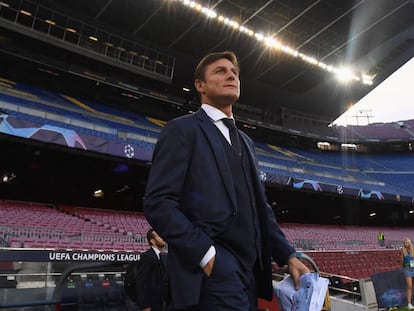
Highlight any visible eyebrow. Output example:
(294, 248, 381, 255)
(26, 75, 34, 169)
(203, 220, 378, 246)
(213, 64, 239, 74)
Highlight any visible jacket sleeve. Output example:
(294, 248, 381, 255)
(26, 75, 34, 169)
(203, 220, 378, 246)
(143, 118, 213, 269)
(266, 202, 296, 266)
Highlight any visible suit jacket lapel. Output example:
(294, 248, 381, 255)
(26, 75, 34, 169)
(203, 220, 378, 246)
(151, 248, 164, 272)
(196, 110, 238, 208)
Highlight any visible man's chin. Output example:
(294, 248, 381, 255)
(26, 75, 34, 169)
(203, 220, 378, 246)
(212, 94, 240, 106)
(224, 93, 240, 102)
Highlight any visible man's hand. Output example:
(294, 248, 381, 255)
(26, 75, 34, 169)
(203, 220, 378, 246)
(203, 255, 215, 277)
(288, 256, 311, 290)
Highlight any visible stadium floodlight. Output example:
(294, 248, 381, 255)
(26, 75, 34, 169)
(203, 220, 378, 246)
(2, 172, 16, 183)
(93, 189, 104, 198)
(175, 0, 373, 86)
(341, 143, 357, 150)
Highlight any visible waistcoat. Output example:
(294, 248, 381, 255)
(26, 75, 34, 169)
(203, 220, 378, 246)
(214, 131, 262, 270)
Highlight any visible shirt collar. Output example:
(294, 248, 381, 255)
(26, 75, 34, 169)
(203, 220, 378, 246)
(201, 103, 234, 122)
(151, 246, 161, 258)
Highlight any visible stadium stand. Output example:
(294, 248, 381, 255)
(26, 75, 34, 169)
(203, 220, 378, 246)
(0, 200, 149, 251)
(2, 78, 414, 204)
(2, 198, 410, 310)
(343, 123, 414, 141)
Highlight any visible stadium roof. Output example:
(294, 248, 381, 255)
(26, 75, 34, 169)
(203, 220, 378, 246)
(26, 0, 414, 122)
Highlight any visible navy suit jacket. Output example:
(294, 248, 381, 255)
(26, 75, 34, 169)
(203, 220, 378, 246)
(144, 108, 295, 309)
(135, 247, 166, 310)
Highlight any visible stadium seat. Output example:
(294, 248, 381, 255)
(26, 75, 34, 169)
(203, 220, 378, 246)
(78, 280, 103, 311)
(101, 282, 128, 311)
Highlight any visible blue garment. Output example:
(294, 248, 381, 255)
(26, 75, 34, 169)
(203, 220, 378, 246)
(403, 252, 413, 267)
(403, 252, 414, 277)
(404, 267, 414, 277)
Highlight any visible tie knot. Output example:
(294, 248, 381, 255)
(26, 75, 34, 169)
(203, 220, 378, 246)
(221, 118, 242, 156)
(222, 118, 236, 130)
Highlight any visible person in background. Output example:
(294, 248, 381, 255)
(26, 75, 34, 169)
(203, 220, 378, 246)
(378, 231, 385, 247)
(136, 228, 168, 311)
(143, 50, 309, 311)
(402, 237, 414, 310)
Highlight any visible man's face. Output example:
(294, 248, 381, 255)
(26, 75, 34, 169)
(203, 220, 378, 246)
(195, 58, 240, 107)
(153, 231, 167, 248)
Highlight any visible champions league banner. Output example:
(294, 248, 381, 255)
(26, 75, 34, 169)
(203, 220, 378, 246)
(371, 269, 407, 309)
(0, 113, 155, 162)
(0, 249, 140, 262)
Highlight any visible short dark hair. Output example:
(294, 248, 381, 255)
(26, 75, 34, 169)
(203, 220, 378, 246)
(194, 51, 239, 82)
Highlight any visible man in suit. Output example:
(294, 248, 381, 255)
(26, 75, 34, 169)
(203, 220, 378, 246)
(136, 228, 168, 311)
(143, 51, 309, 311)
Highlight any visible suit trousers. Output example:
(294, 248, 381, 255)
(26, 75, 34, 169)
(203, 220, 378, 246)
(177, 244, 257, 311)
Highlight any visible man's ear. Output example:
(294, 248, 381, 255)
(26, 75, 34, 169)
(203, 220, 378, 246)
(194, 79, 203, 93)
